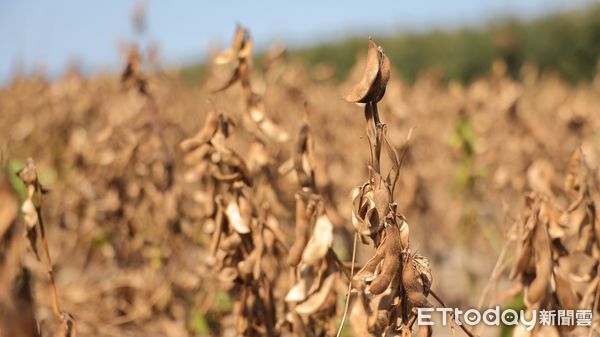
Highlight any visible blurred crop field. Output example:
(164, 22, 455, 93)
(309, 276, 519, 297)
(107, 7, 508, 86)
(1, 3, 600, 337)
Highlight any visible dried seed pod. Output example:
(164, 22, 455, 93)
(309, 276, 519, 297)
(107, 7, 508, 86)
(399, 219, 410, 250)
(373, 46, 391, 103)
(345, 38, 388, 104)
(355, 235, 387, 280)
(295, 123, 314, 188)
(552, 266, 579, 311)
(183, 144, 213, 166)
(209, 203, 224, 256)
(295, 273, 336, 315)
(212, 68, 242, 93)
(220, 233, 242, 251)
(238, 248, 260, 280)
(214, 25, 246, 65)
(218, 267, 239, 290)
(212, 25, 255, 96)
(238, 34, 253, 60)
(525, 221, 552, 306)
(234, 294, 249, 334)
(121, 45, 147, 94)
(412, 254, 433, 296)
(510, 233, 533, 280)
(179, 109, 220, 151)
(288, 192, 311, 266)
(286, 280, 309, 303)
(248, 95, 289, 143)
(264, 215, 288, 250)
(367, 290, 396, 335)
(402, 254, 431, 309)
(225, 200, 250, 234)
(238, 194, 253, 232)
(286, 264, 318, 303)
(373, 174, 391, 221)
(369, 222, 401, 295)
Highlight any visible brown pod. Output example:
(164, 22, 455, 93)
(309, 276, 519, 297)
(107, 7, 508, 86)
(373, 176, 390, 222)
(402, 255, 430, 309)
(238, 248, 259, 280)
(209, 204, 224, 256)
(355, 236, 386, 279)
(238, 33, 253, 60)
(212, 67, 241, 93)
(220, 233, 242, 252)
(179, 110, 220, 151)
(344, 39, 382, 103)
(288, 194, 310, 266)
(373, 51, 391, 103)
(369, 224, 401, 295)
(399, 220, 410, 250)
(294, 123, 313, 188)
(222, 151, 253, 186)
(367, 291, 395, 334)
(231, 25, 246, 52)
(510, 237, 533, 280)
(213, 26, 245, 65)
(553, 266, 579, 311)
(183, 144, 212, 165)
(525, 223, 552, 305)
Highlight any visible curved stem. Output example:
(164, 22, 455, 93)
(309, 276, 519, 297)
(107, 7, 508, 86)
(335, 233, 358, 337)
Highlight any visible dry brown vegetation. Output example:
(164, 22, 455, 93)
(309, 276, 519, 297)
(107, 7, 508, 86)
(0, 22, 599, 337)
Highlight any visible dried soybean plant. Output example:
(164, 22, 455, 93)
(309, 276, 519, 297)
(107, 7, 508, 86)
(283, 113, 345, 336)
(17, 159, 77, 337)
(121, 45, 149, 95)
(507, 149, 600, 336)
(49, 44, 187, 331)
(344, 39, 475, 337)
(336, 38, 428, 337)
(213, 24, 289, 143)
(180, 106, 287, 337)
(105, 44, 180, 256)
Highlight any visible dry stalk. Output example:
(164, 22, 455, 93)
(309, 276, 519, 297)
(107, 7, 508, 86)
(17, 158, 77, 337)
(284, 113, 344, 336)
(506, 149, 600, 336)
(343, 38, 478, 337)
(0, 177, 37, 337)
(341, 37, 429, 337)
(180, 107, 286, 337)
(213, 25, 289, 144)
(183, 28, 351, 336)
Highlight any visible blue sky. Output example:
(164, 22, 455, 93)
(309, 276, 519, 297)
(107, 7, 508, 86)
(0, 0, 592, 83)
